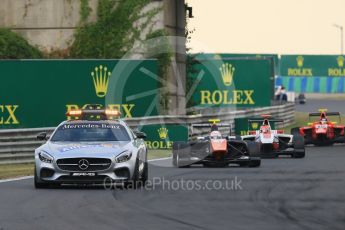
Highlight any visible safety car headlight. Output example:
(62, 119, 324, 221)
(39, 151, 54, 163)
(116, 150, 132, 163)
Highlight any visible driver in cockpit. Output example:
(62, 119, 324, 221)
(320, 117, 328, 124)
(260, 126, 270, 134)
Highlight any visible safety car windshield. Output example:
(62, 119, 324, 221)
(51, 123, 131, 142)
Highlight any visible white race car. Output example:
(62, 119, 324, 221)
(240, 115, 305, 158)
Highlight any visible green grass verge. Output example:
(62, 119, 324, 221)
(0, 163, 34, 180)
(283, 112, 308, 133)
(147, 149, 171, 160)
(0, 150, 171, 180)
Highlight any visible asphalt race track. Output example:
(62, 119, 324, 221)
(1, 145, 345, 230)
(296, 99, 345, 114)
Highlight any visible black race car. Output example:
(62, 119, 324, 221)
(172, 120, 261, 168)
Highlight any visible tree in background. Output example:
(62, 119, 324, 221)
(0, 28, 42, 59)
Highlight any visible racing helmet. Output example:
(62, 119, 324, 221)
(260, 125, 270, 133)
(210, 131, 222, 139)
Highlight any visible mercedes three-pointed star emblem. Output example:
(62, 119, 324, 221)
(78, 159, 89, 170)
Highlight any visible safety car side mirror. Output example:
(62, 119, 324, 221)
(37, 132, 48, 140)
(134, 131, 147, 139)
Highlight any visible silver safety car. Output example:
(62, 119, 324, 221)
(34, 108, 148, 188)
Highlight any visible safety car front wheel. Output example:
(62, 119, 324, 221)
(125, 158, 147, 189)
(34, 167, 50, 189)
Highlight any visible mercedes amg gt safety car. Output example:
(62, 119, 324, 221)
(241, 115, 305, 158)
(172, 119, 261, 168)
(34, 107, 148, 188)
(291, 109, 345, 146)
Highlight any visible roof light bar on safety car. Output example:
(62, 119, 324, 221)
(66, 108, 121, 120)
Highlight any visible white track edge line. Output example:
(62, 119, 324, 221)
(0, 176, 34, 183)
(148, 157, 172, 162)
(0, 157, 172, 183)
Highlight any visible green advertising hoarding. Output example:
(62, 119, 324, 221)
(280, 55, 345, 77)
(190, 56, 274, 108)
(139, 124, 188, 149)
(0, 60, 158, 128)
(201, 53, 279, 73)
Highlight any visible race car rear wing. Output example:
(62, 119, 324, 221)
(192, 123, 232, 128)
(309, 112, 341, 122)
(309, 112, 340, 117)
(247, 118, 284, 131)
(191, 123, 232, 136)
(247, 119, 284, 123)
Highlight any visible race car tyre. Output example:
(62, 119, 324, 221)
(173, 142, 192, 168)
(291, 127, 301, 136)
(173, 142, 185, 167)
(34, 167, 50, 189)
(172, 152, 177, 167)
(292, 134, 305, 158)
(246, 141, 261, 158)
(172, 142, 179, 167)
(238, 160, 261, 167)
(176, 152, 191, 168)
(261, 153, 278, 158)
(249, 159, 261, 167)
(237, 142, 261, 167)
(293, 151, 305, 158)
(203, 162, 228, 167)
(238, 162, 247, 167)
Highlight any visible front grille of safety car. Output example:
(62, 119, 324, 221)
(56, 158, 112, 172)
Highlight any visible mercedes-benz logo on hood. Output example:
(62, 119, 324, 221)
(78, 159, 89, 170)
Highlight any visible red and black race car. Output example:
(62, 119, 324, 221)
(291, 109, 345, 146)
(172, 120, 261, 168)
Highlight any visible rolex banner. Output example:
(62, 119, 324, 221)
(190, 57, 274, 108)
(280, 55, 345, 77)
(139, 124, 189, 149)
(199, 53, 279, 73)
(0, 60, 158, 128)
